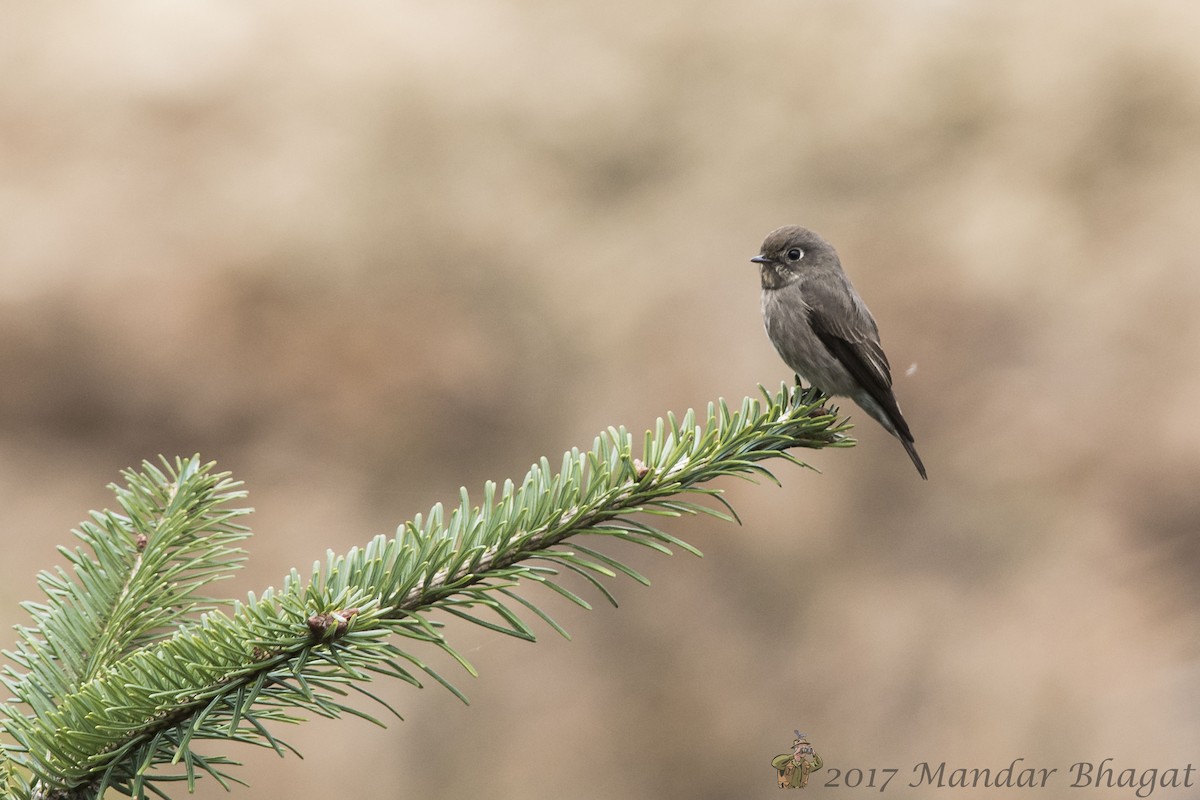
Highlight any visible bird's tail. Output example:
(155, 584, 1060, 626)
(900, 437, 928, 480)
(852, 391, 928, 480)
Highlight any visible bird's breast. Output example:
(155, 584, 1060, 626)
(761, 283, 810, 328)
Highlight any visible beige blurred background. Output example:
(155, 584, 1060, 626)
(3, 0, 1199, 797)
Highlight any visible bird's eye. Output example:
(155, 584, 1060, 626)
(786, 248, 804, 261)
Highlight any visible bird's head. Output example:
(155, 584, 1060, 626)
(751, 225, 838, 289)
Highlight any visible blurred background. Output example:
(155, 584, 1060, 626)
(3, 0, 1199, 797)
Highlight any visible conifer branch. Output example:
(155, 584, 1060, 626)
(0, 385, 851, 800)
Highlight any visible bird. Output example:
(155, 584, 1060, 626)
(751, 225, 927, 479)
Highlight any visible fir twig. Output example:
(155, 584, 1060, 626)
(0, 385, 851, 800)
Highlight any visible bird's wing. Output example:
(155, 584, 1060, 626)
(805, 276, 914, 443)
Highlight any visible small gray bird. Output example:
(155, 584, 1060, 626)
(752, 225, 927, 479)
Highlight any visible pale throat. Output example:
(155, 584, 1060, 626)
(758, 264, 796, 291)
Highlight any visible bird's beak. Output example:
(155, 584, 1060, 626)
(750, 255, 771, 265)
